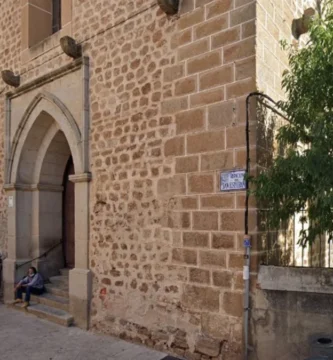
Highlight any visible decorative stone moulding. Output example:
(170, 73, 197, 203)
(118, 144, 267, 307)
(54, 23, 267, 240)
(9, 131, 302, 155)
(1, 70, 20, 88)
(60, 36, 82, 59)
(157, 0, 179, 15)
(292, 7, 316, 40)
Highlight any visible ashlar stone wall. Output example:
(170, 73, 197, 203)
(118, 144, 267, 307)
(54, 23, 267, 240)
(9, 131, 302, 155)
(86, 1, 256, 359)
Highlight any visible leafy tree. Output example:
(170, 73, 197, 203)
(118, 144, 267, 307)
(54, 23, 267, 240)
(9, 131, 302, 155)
(251, 1, 333, 246)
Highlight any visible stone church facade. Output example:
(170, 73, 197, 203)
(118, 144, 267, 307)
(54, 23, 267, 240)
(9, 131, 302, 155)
(0, 0, 314, 359)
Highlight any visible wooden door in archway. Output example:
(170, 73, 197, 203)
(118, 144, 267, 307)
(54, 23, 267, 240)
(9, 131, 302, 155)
(63, 156, 75, 269)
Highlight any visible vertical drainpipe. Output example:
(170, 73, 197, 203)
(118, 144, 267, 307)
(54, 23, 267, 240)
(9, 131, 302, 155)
(244, 92, 264, 359)
(243, 92, 254, 360)
(243, 92, 284, 360)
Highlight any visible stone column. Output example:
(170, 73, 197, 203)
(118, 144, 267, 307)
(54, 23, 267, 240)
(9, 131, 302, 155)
(3, 185, 32, 303)
(68, 173, 91, 329)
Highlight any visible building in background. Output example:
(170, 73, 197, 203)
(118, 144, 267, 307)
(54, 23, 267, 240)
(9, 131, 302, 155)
(0, 1, 327, 359)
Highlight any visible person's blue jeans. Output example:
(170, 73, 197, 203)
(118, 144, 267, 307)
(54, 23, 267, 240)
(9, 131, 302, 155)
(15, 286, 44, 302)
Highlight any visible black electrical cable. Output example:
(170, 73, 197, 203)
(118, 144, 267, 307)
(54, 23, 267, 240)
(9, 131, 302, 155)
(244, 92, 288, 234)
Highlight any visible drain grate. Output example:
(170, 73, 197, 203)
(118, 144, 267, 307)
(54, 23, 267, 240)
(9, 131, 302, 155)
(309, 334, 333, 360)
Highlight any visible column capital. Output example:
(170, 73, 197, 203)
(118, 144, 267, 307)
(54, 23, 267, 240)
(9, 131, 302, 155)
(69, 172, 92, 183)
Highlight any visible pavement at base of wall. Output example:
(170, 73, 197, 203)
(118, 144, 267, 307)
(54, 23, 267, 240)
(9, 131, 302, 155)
(0, 305, 182, 360)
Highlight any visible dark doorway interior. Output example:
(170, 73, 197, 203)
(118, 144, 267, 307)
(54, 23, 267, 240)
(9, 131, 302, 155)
(63, 156, 75, 269)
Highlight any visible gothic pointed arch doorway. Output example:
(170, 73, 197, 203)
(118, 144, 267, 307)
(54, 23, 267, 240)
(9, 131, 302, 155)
(3, 90, 92, 329)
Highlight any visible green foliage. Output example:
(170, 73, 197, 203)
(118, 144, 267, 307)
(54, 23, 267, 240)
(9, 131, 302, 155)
(252, 2, 333, 246)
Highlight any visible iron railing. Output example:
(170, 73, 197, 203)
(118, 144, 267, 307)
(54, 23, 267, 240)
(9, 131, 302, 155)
(259, 209, 333, 269)
(16, 239, 63, 270)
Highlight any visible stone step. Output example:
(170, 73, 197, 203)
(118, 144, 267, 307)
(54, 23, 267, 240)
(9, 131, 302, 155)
(49, 275, 69, 288)
(11, 302, 73, 327)
(45, 284, 69, 299)
(59, 268, 70, 276)
(31, 292, 69, 312)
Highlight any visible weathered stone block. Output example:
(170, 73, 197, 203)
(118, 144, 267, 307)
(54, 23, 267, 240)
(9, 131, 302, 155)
(220, 211, 244, 231)
(194, 14, 228, 39)
(228, 253, 243, 269)
(242, 20, 256, 39)
(201, 194, 234, 209)
(223, 291, 243, 317)
(164, 64, 185, 82)
(178, 38, 209, 61)
(180, 196, 199, 209)
(224, 37, 255, 63)
(178, 8, 205, 30)
(206, 0, 233, 19)
(213, 270, 232, 288)
(157, 175, 186, 197)
(230, 2, 256, 26)
(191, 87, 225, 107)
(195, 335, 222, 357)
(200, 64, 234, 90)
(193, 211, 219, 230)
(208, 100, 235, 129)
(200, 250, 227, 268)
(201, 151, 233, 171)
(212, 233, 235, 249)
(162, 96, 188, 115)
(226, 77, 256, 100)
(184, 351, 201, 360)
(168, 211, 191, 229)
(235, 56, 255, 81)
(189, 267, 210, 284)
(175, 76, 197, 96)
(164, 136, 185, 156)
(172, 248, 197, 265)
(172, 329, 189, 349)
(188, 173, 215, 193)
(212, 27, 240, 49)
(176, 156, 199, 173)
(201, 312, 236, 339)
(171, 28, 192, 49)
(182, 284, 220, 312)
(220, 211, 257, 231)
(176, 108, 205, 135)
(188, 51, 221, 74)
(187, 131, 225, 154)
(183, 232, 209, 248)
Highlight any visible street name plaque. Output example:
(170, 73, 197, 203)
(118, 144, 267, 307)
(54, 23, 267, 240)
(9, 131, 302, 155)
(220, 170, 246, 192)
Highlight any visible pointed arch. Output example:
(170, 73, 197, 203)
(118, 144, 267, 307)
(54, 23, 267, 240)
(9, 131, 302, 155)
(8, 91, 83, 184)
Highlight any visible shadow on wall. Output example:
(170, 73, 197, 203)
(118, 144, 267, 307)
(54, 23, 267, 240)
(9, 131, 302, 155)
(255, 99, 331, 269)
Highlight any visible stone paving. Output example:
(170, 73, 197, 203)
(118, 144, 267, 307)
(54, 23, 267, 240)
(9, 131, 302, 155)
(0, 305, 169, 360)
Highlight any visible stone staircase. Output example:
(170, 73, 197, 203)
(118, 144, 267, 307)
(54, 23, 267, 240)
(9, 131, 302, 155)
(12, 268, 73, 327)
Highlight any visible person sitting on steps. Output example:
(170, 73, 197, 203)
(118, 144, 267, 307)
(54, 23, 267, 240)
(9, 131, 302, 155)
(14, 267, 44, 308)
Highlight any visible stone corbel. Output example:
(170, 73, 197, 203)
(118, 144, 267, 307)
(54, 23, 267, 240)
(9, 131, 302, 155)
(60, 36, 82, 59)
(292, 8, 316, 40)
(157, 0, 179, 15)
(1, 70, 20, 88)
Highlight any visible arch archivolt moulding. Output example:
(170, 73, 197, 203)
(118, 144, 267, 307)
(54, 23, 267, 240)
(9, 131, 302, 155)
(32, 122, 61, 185)
(6, 91, 83, 185)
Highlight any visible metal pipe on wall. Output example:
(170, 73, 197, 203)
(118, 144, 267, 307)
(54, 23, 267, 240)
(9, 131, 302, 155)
(244, 92, 286, 360)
